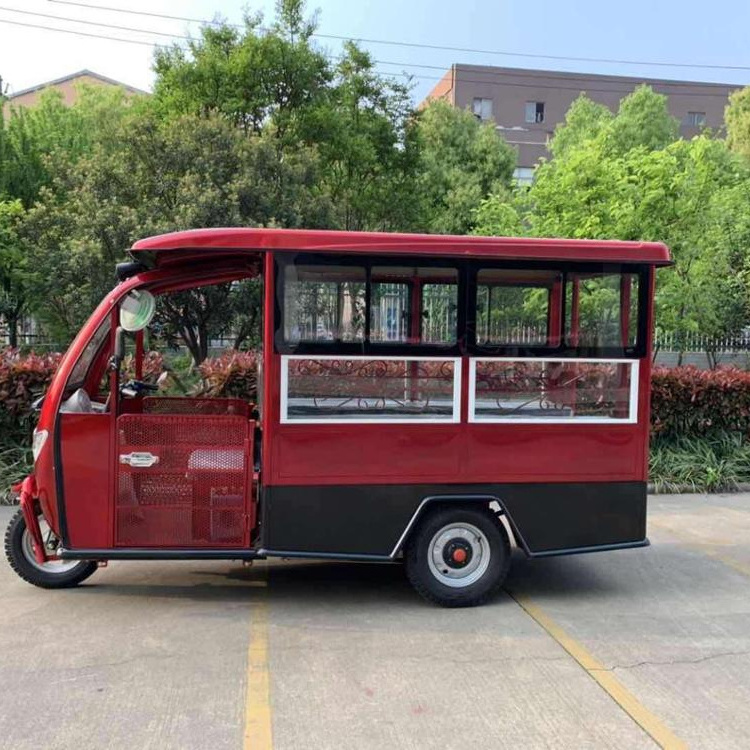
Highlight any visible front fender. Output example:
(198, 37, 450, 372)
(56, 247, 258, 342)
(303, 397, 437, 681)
(15, 475, 47, 565)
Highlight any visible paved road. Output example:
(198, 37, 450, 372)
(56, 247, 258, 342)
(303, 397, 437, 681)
(1, 494, 750, 750)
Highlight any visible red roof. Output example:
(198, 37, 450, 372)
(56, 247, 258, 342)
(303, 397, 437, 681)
(131, 228, 671, 265)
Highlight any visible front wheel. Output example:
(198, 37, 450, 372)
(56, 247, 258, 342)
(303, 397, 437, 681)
(405, 506, 510, 607)
(4, 508, 97, 589)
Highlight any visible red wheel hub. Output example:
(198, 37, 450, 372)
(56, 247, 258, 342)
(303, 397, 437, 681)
(452, 548, 468, 563)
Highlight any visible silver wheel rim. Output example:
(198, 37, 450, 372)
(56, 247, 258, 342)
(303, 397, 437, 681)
(427, 522, 491, 588)
(21, 517, 80, 574)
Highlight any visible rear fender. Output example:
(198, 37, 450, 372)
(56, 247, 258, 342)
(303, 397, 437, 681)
(391, 494, 528, 557)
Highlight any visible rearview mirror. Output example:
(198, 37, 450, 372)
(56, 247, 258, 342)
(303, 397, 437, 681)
(120, 289, 155, 332)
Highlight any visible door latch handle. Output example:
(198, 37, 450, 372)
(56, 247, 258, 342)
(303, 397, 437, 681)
(119, 452, 160, 468)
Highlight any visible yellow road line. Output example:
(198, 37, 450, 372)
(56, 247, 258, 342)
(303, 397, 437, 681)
(244, 569, 273, 750)
(512, 594, 686, 750)
(650, 519, 750, 579)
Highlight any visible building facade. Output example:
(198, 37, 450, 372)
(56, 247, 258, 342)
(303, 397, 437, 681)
(3, 69, 146, 118)
(423, 65, 742, 184)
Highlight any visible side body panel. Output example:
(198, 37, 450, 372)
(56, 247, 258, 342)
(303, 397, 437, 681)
(59, 414, 111, 548)
(262, 482, 648, 556)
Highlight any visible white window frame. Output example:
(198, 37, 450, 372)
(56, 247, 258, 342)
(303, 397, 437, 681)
(472, 97, 493, 121)
(525, 101, 545, 124)
(468, 357, 639, 425)
(280, 354, 462, 425)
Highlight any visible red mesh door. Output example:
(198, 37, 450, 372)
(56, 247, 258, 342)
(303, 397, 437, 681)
(116, 414, 250, 547)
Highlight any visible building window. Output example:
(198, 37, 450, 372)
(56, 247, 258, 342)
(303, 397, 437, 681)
(525, 101, 545, 124)
(685, 111, 706, 127)
(472, 97, 493, 121)
(512, 167, 535, 187)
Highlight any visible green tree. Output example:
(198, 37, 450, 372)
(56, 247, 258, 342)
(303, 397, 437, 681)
(476, 86, 750, 353)
(309, 42, 420, 231)
(726, 86, 750, 160)
(24, 111, 333, 359)
(414, 100, 516, 234)
(604, 85, 679, 156)
(152, 0, 330, 142)
(549, 94, 613, 160)
(0, 199, 29, 347)
(0, 85, 136, 207)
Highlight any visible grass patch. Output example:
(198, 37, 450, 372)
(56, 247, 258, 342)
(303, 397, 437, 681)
(649, 432, 750, 493)
(0, 441, 31, 505)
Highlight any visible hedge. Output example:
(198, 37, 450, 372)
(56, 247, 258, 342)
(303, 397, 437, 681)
(3, 348, 750, 442)
(651, 366, 750, 438)
(0, 348, 62, 442)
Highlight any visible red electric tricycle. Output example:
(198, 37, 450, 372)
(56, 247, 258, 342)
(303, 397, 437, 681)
(4, 228, 670, 606)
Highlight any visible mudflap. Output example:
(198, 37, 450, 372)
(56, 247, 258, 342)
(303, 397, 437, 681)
(13, 475, 47, 565)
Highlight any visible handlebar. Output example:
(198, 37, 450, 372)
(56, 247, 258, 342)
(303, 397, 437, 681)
(120, 380, 160, 398)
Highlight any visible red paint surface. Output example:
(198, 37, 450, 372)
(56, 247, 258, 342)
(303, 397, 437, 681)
(131, 227, 672, 266)
(34, 231, 665, 552)
(59, 414, 111, 548)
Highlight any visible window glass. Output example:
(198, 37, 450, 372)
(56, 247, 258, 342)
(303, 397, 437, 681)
(66, 316, 111, 392)
(284, 264, 366, 343)
(421, 280, 458, 344)
(471, 360, 636, 422)
(565, 272, 639, 349)
(370, 268, 410, 343)
(476, 269, 559, 346)
(472, 97, 493, 120)
(283, 357, 459, 422)
(369, 266, 458, 345)
(525, 101, 545, 123)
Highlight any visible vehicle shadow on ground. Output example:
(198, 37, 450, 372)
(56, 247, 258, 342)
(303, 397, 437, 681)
(63, 549, 644, 607)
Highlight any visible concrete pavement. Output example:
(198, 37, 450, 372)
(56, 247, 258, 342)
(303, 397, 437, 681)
(1, 494, 750, 749)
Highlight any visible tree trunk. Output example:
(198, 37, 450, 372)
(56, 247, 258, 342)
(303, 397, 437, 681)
(7, 316, 18, 348)
(179, 325, 202, 368)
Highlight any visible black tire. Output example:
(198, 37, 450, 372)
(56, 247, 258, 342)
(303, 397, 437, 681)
(404, 505, 511, 608)
(4, 508, 97, 589)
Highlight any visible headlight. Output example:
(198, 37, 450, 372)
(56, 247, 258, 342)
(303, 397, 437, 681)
(32, 429, 49, 462)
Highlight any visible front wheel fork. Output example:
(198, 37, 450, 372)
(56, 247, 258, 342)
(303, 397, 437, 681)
(14, 476, 48, 565)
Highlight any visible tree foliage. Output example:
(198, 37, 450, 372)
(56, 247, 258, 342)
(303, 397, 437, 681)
(6, 0, 750, 363)
(477, 85, 750, 348)
(414, 100, 516, 234)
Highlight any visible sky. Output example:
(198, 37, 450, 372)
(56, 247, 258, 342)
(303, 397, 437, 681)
(1, 0, 750, 104)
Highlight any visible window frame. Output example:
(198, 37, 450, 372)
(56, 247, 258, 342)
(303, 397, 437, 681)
(280, 354, 462, 424)
(275, 254, 651, 360)
(525, 101, 545, 124)
(466, 261, 650, 360)
(468, 357, 639, 424)
(274, 253, 466, 356)
(472, 97, 493, 121)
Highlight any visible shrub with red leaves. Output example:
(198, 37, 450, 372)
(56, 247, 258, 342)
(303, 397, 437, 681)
(0, 348, 62, 431)
(199, 350, 258, 401)
(651, 366, 750, 438)
(122, 351, 165, 383)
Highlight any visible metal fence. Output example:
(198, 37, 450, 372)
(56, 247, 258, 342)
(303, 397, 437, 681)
(9, 324, 750, 364)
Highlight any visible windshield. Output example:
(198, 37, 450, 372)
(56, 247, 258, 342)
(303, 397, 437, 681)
(64, 316, 112, 395)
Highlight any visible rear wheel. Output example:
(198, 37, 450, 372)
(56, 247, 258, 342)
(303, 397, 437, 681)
(405, 506, 510, 607)
(4, 508, 97, 589)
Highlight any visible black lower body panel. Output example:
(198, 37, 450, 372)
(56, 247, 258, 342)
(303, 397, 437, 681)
(262, 481, 647, 558)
